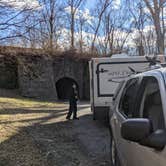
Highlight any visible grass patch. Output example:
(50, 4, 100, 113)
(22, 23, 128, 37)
(0, 97, 67, 110)
(0, 93, 68, 166)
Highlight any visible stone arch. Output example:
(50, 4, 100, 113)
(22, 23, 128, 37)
(56, 77, 79, 100)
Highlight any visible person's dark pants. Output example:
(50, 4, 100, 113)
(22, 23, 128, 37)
(66, 102, 77, 119)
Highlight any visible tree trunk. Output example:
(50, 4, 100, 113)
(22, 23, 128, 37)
(143, 0, 165, 54)
(153, 10, 164, 54)
(70, 0, 75, 50)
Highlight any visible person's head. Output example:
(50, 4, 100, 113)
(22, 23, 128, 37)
(72, 83, 76, 89)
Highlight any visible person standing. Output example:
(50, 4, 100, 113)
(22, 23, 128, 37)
(66, 83, 79, 120)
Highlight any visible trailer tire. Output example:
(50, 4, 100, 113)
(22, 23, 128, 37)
(93, 110, 96, 120)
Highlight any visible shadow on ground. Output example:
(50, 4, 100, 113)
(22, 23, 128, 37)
(0, 94, 110, 166)
(0, 115, 95, 166)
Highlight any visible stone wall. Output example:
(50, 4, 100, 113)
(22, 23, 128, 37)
(0, 55, 18, 89)
(18, 55, 57, 99)
(0, 52, 90, 100)
(53, 56, 85, 99)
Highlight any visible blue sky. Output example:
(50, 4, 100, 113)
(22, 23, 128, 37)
(85, 0, 96, 9)
(85, 0, 122, 11)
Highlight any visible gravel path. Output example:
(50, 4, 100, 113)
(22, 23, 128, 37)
(26, 103, 110, 166)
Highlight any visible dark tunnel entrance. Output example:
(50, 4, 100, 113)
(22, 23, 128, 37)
(56, 77, 79, 100)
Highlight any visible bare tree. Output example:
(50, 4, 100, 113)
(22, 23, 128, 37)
(39, 0, 59, 52)
(0, 1, 40, 43)
(19, 0, 64, 52)
(66, 0, 84, 49)
(91, 0, 112, 52)
(93, 2, 131, 55)
(128, 1, 148, 56)
(143, 0, 165, 54)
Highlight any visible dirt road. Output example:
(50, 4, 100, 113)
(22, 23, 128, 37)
(0, 95, 110, 166)
(27, 103, 110, 166)
(73, 103, 110, 165)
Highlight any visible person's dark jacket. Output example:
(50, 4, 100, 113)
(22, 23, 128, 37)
(69, 88, 78, 104)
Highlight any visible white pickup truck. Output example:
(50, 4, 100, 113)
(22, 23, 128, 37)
(109, 64, 166, 166)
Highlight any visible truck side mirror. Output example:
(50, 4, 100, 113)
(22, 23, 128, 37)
(140, 129, 166, 150)
(121, 118, 166, 150)
(121, 118, 152, 142)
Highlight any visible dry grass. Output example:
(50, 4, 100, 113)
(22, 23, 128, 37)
(0, 97, 67, 110)
(0, 95, 68, 166)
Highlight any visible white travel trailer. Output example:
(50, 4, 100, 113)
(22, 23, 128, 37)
(89, 54, 165, 120)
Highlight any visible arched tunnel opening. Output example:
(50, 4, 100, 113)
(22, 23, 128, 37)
(56, 77, 79, 100)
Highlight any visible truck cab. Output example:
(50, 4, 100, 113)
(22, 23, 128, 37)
(109, 66, 166, 166)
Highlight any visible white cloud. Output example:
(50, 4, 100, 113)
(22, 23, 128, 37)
(57, 26, 131, 52)
(64, 7, 94, 25)
(77, 9, 94, 25)
(112, 0, 121, 9)
(64, 6, 76, 13)
(0, 0, 41, 9)
(127, 25, 156, 48)
(143, 6, 150, 14)
(143, 25, 155, 33)
(144, 6, 166, 18)
(57, 27, 94, 50)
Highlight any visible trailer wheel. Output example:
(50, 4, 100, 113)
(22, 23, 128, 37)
(93, 110, 96, 120)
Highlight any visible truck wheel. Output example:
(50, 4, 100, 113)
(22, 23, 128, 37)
(110, 136, 121, 166)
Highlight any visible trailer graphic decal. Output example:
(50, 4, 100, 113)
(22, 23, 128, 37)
(96, 61, 149, 97)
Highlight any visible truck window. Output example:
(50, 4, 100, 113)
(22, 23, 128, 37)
(139, 77, 165, 131)
(119, 78, 139, 118)
(113, 81, 125, 100)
